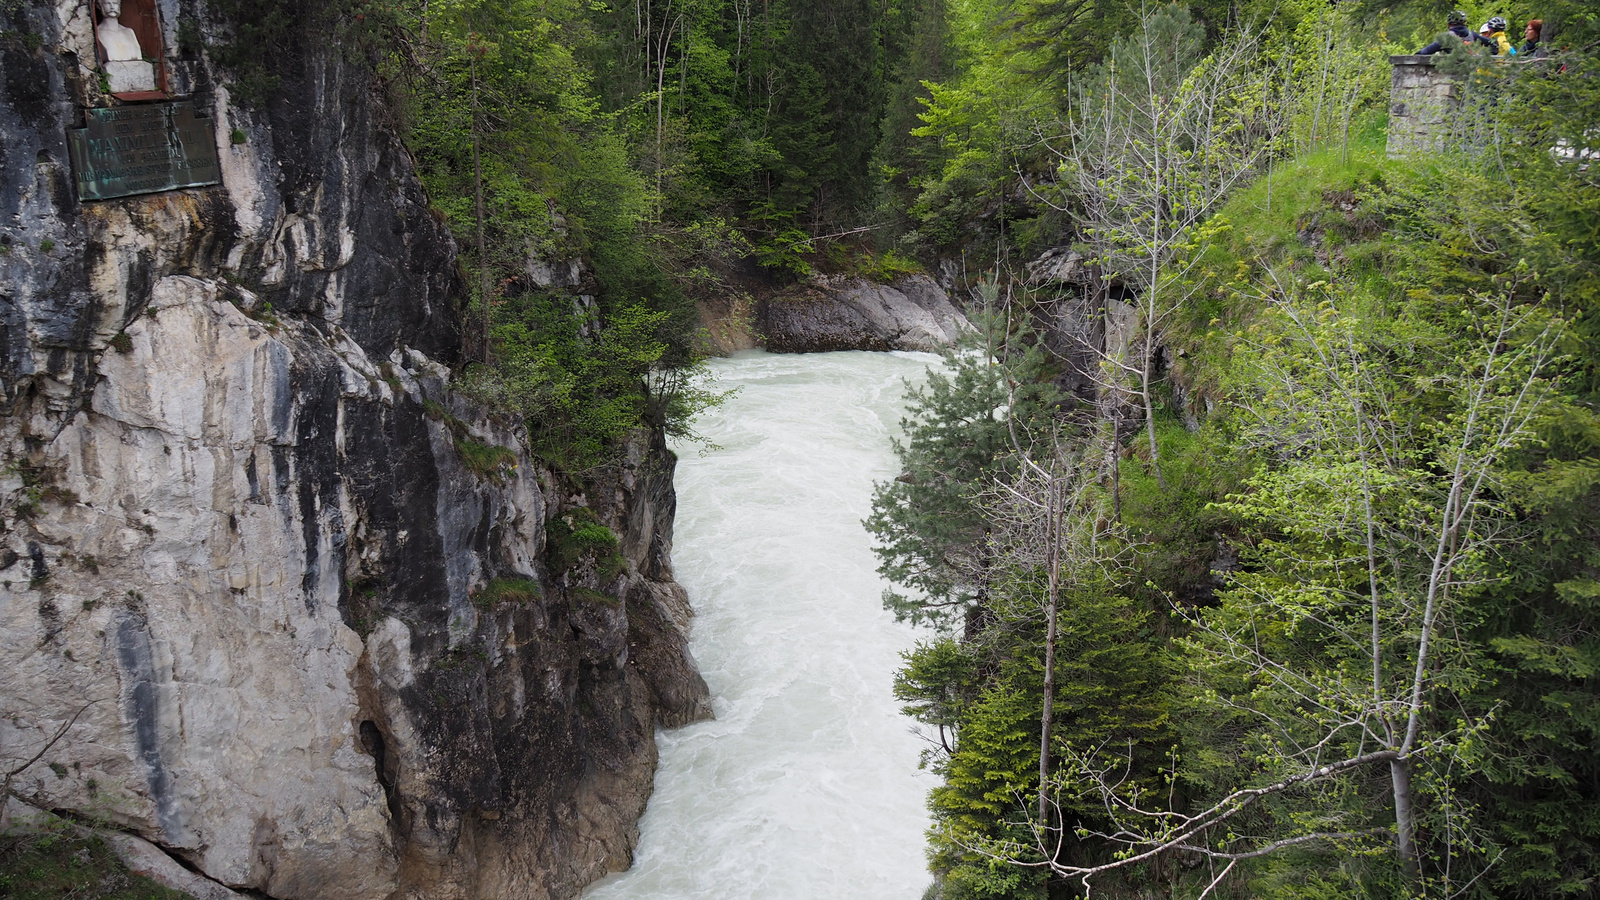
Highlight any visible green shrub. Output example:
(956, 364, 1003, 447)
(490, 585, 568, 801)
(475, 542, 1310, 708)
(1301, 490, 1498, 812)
(547, 507, 625, 578)
(417, 399, 520, 481)
(472, 576, 540, 609)
(0, 832, 189, 899)
(864, 248, 922, 281)
(568, 521, 618, 554)
(453, 436, 518, 481)
(571, 587, 619, 607)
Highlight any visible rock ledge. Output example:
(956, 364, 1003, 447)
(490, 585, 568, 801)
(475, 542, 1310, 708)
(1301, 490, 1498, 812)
(759, 273, 969, 353)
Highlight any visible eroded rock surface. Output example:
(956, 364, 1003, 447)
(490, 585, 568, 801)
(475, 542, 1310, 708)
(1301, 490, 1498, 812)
(0, 3, 709, 899)
(760, 273, 969, 353)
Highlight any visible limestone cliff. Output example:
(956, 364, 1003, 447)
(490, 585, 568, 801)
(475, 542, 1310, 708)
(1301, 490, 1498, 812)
(0, 3, 709, 898)
(758, 273, 970, 354)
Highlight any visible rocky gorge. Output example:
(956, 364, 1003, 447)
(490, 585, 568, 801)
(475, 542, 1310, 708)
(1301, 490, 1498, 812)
(0, 2, 711, 898)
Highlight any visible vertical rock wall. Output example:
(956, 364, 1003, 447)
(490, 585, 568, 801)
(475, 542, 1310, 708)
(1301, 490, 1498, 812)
(0, 3, 709, 898)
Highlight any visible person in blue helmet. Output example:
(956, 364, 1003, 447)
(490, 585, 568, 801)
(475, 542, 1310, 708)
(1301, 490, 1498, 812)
(1481, 16, 1516, 55)
(1418, 10, 1495, 55)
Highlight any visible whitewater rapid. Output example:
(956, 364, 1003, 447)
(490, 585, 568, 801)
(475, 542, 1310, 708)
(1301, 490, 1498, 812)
(583, 349, 940, 900)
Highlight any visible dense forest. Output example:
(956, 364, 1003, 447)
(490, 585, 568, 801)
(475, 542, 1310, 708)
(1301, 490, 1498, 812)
(212, 0, 1600, 894)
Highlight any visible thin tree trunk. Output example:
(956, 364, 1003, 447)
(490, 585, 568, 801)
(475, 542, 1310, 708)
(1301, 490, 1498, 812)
(653, 15, 677, 219)
(656, 59, 665, 218)
(470, 50, 490, 364)
(1141, 305, 1164, 489)
(1094, 264, 1123, 523)
(1038, 477, 1061, 827)
(1390, 757, 1419, 879)
(1110, 440, 1121, 523)
(1143, 116, 1167, 490)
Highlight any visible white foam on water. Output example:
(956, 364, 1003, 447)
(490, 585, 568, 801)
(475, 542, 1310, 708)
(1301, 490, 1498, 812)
(583, 349, 941, 900)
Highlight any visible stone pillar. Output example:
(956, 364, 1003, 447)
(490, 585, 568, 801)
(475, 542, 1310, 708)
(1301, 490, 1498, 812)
(1387, 55, 1462, 156)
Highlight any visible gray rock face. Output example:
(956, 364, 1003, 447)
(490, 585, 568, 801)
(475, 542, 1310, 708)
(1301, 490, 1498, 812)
(760, 273, 970, 353)
(1025, 247, 1088, 286)
(1021, 246, 1146, 412)
(0, 3, 708, 900)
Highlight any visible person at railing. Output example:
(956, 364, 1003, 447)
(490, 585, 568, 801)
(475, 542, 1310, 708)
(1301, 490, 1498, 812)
(1521, 19, 1546, 58)
(1417, 10, 1496, 55)
(1480, 17, 1516, 56)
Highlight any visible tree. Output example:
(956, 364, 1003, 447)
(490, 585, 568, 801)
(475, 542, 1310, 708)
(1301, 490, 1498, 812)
(984, 280, 1561, 895)
(867, 301, 1057, 629)
(1043, 5, 1282, 487)
(903, 521, 1172, 900)
(1441, 24, 1600, 892)
(981, 438, 1129, 827)
(388, 0, 719, 468)
(880, 301, 1174, 900)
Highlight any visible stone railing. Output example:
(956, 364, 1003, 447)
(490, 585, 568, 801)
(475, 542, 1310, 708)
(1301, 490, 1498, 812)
(1386, 55, 1463, 156)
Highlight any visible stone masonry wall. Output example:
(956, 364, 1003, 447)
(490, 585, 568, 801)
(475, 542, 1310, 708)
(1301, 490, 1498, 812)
(1387, 54, 1463, 156)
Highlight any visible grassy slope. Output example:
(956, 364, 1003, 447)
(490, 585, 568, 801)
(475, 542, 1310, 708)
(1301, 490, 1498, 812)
(0, 831, 192, 900)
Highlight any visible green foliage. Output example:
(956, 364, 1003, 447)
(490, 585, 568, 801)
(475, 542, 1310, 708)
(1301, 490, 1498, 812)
(0, 832, 190, 899)
(416, 399, 521, 480)
(1452, 21, 1600, 893)
(861, 248, 923, 282)
(458, 299, 678, 471)
(1115, 419, 1247, 602)
(1276, 0, 1397, 157)
(907, 586, 1173, 898)
(546, 507, 625, 578)
(472, 576, 541, 608)
(571, 587, 620, 607)
(749, 221, 814, 279)
(385, 0, 725, 470)
(453, 436, 519, 481)
(895, 637, 978, 730)
(866, 306, 1058, 627)
(878, 6, 1600, 895)
(568, 521, 619, 554)
(1148, 49, 1599, 894)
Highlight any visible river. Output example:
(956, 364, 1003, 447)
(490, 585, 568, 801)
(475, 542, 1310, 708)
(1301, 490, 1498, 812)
(584, 349, 940, 900)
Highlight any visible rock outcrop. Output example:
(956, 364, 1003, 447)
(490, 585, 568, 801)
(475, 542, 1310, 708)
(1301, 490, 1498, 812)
(1023, 246, 1139, 407)
(0, 3, 708, 899)
(759, 273, 969, 353)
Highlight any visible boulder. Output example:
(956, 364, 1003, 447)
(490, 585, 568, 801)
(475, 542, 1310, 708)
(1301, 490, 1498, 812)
(760, 273, 969, 353)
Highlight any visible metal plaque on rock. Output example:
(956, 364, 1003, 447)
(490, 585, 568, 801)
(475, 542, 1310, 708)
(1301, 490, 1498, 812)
(67, 101, 222, 202)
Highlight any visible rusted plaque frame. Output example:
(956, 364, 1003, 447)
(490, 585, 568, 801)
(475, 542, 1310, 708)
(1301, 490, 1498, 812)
(67, 101, 222, 202)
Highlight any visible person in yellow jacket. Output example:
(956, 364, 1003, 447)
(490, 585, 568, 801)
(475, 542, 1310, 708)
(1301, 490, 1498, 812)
(1479, 17, 1517, 56)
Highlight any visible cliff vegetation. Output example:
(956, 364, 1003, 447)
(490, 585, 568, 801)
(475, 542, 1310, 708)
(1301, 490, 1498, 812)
(861, 2, 1600, 899)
